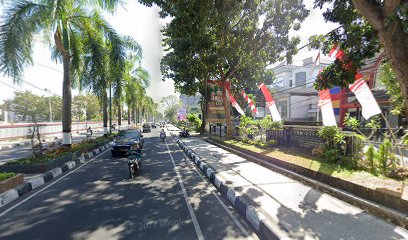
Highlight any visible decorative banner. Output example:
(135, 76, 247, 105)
(258, 82, 281, 121)
(328, 44, 345, 60)
(349, 73, 382, 119)
(225, 83, 245, 116)
(177, 108, 187, 121)
(241, 90, 259, 115)
(328, 44, 382, 120)
(318, 89, 337, 126)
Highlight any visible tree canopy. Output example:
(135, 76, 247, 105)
(309, 0, 408, 118)
(140, 0, 309, 138)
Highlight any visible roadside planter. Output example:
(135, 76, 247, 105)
(0, 174, 23, 193)
(0, 140, 110, 174)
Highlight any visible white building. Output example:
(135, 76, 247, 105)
(270, 56, 331, 122)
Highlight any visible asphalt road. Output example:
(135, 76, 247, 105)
(0, 129, 257, 240)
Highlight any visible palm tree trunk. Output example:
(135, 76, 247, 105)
(103, 89, 108, 135)
(55, 29, 72, 145)
(117, 100, 122, 130)
(132, 105, 136, 124)
(61, 54, 72, 145)
(127, 105, 131, 125)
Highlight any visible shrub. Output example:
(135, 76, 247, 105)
(377, 138, 397, 174)
(322, 147, 341, 163)
(260, 116, 283, 130)
(187, 114, 202, 132)
(0, 172, 16, 181)
(365, 145, 376, 173)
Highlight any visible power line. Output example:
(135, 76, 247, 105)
(0, 80, 23, 92)
(34, 61, 63, 73)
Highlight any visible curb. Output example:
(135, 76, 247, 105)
(174, 137, 290, 240)
(206, 138, 408, 230)
(0, 144, 110, 208)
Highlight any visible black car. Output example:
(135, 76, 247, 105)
(142, 123, 151, 133)
(151, 123, 157, 128)
(111, 137, 143, 156)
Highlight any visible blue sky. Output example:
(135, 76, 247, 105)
(0, 0, 337, 106)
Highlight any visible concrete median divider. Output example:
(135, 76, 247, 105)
(174, 137, 288, 240)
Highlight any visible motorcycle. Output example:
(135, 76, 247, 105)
(179, 129, 190, 138)
(160, 132, 166, 142)
(127, 149, 142, 178)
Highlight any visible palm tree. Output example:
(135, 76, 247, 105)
(0, 0, 123, 145)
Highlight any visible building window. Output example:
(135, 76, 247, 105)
(295, 72, 306, 87)
(278, 100, 288, 119)
(289, 79, 293, 87)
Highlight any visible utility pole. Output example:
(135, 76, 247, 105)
(48, 97, 53, 122)
(45, 89, 53, 122)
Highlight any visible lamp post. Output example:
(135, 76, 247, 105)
(44, 88, 53, 122)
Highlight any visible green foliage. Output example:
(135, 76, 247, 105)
(378, 61, 406, 116)
(365, 145, 376, 173)
(143, 0, 309, 138)
(377, 138, 397, 174)
(72, 94, 101, 121)
(0, 172, 16, 182)
(260, 116, 283, 130)
(239, 116, 255, 128)
(318, 126, 346, 163)
(322, 147, 341, 163)
(161, 95, 181, 123)
(343, 113, 360, 130)
(187, 113, 202, 132)
(318, 126, 345, 148)
(7, 135, 112, 165)
(11, 91, 53, 122)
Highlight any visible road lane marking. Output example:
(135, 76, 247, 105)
(175, 142, 253, 239)
(164, 139, 204, 240)
(0, 148, 111, 218)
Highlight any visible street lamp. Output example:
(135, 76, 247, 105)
(44, 88, 53, 122)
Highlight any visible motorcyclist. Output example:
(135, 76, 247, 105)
(160, 129, 166, 140)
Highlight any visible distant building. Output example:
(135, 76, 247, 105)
(269, 56, 331, 122)
(179, 94, 201, 114)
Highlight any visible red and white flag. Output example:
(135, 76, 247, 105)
(318, 89, 337, 126)
(328, 44, 345, 60)
(258, 83, 281, 121)
(225, 82, 245, 116)
(328, 44, 382, 120)
(349, 73, 381, 119)
(241, 90, 258, 116)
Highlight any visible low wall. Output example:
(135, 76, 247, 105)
(0, 122, 104, 140)
(266, 126, 324, 149)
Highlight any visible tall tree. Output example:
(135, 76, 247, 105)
(310, 0, 408, 119)
(161, 95, 181, 123)
(141, 0, 308, 138)
(0, 0, 123, 145)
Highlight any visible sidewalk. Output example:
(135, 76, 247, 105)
(180, 137, 408, 239)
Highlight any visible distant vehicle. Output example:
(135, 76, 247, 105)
(151, 123, 157, 128)
(142, 123, 151, 133)
(179, 129, 190, 138)
(111, 136, 143, 156)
